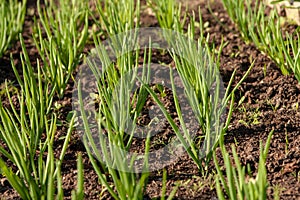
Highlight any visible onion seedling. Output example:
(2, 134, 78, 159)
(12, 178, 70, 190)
(33, 0, 89, 99)
(214, 131, 273, 200)
(94, 0, 140, 36)
(0, 36, 79, 199)
(0, 0, 26, 58)
(222, 0, 300, 79)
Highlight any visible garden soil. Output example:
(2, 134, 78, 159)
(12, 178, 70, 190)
(0, 0, 300, 199)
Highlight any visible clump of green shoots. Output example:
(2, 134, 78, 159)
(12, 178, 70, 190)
(214, 130, 273, 200)
(140, 9, 253, 172)
(94, 0, 140, 36)
(0, 0, 26, 58)
(0, 36, 78, 199)
(221, 0, 253, 42)
(282, 28, 300, 81)
(147, 0, 186, 32)
(91, 0, 140, 75)
(221, 0, 300, 79)
(246, 3, 298, 76)
(33, 0, 88, 99)
(158, 39, 252, 171)
(78, 38, 153, 199)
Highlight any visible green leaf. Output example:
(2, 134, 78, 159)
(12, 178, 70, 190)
(0, 159, 30, 199)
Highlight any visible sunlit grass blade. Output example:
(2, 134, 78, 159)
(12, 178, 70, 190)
(71, 153, 84, 200)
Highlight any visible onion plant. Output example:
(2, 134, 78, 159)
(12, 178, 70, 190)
(214, 130, 273, 200)
(246, 3, 296, 76)
(146, 0, 186, 32)
(281, 28, 300, 82)
(0, 0, 26, 58)
(92, 0, 140, 80)
(221, 0, 300, 79)
(81, 4, 145, 191)
(78, 33, 181, 198)
(33, 0, 89, 99)
(0, 36, 78, 199)
(94, 0, 140, 36)
(144, 40, 253, 171)
(221, 0, 252, 42)
(140, 10, 253, 171)
(77, 39, 151, 199)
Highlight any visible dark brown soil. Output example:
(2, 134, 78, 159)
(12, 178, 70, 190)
(0, 0, 300, 199)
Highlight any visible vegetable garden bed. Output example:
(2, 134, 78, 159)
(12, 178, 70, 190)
(0, 0, 299, 199)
